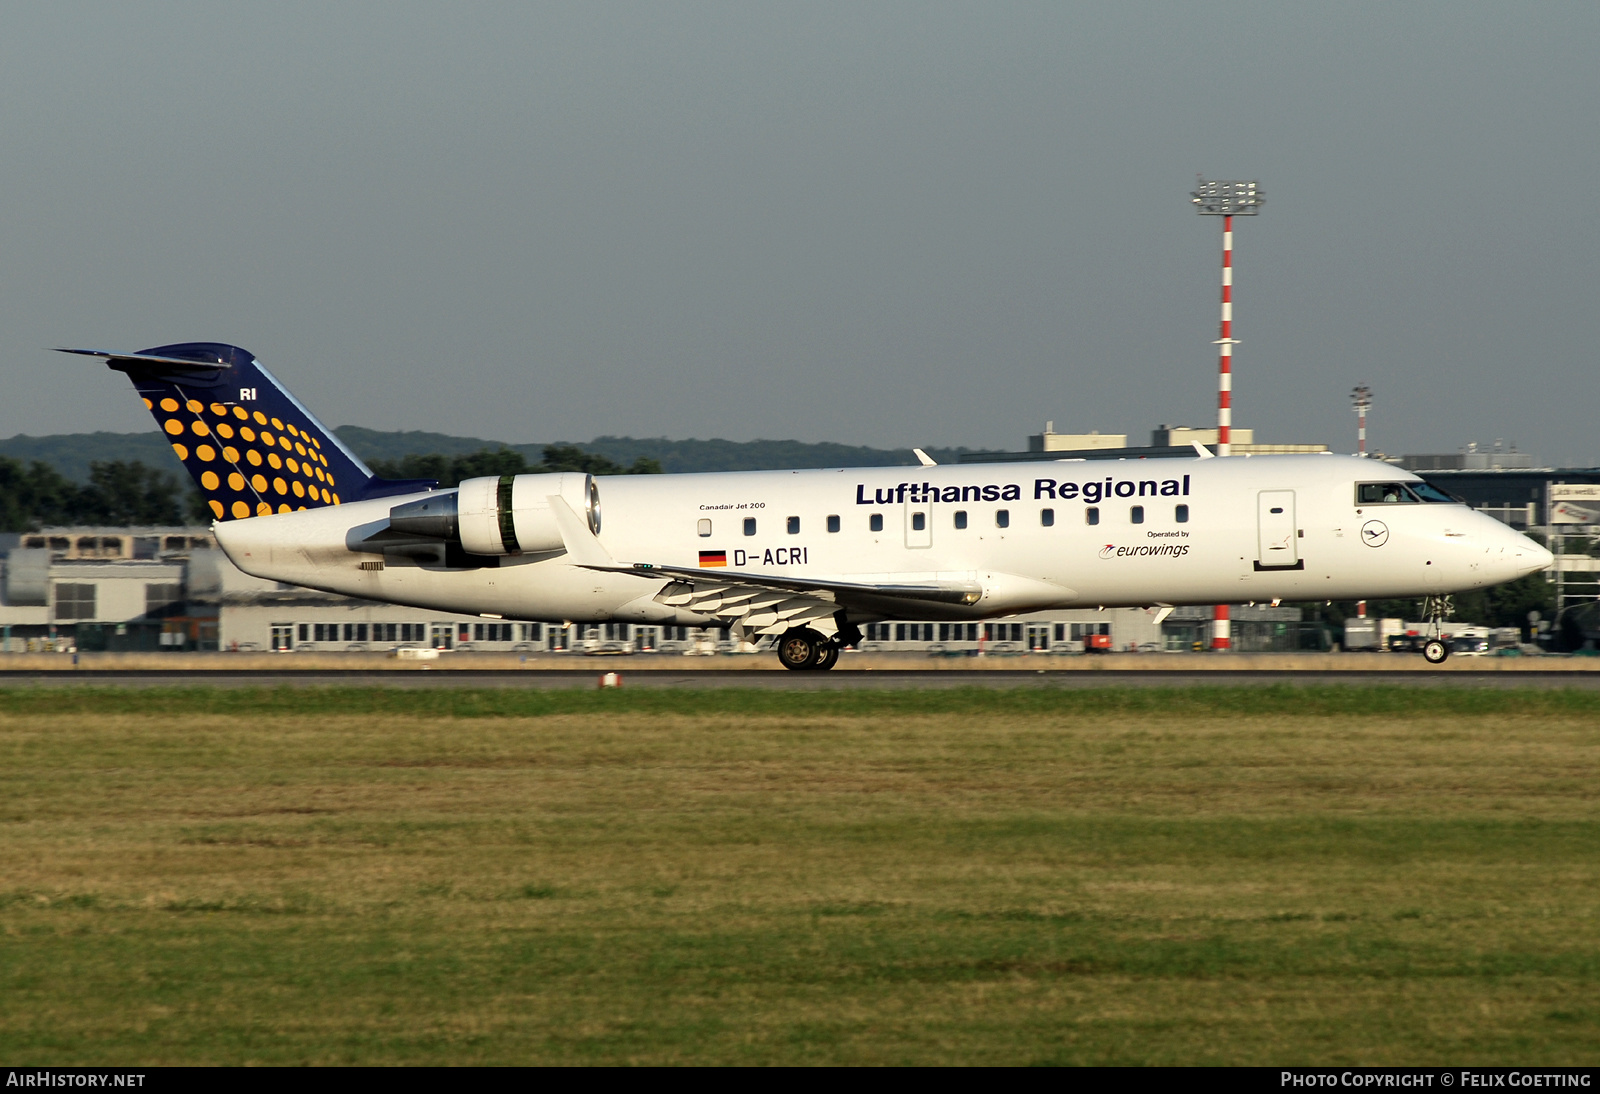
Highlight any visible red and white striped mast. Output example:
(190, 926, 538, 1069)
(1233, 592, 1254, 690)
(1192, 177, 1264, 652)
(1352, 384, 1372, 458)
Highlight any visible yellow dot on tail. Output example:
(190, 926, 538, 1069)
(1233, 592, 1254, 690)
(216, 422, 234, 439)
(273, 477, 287, 495)
(240, 426, 255, 441)
(231, 500, 250, 519)
(196, 445, 215, 461)
(314, 466, 325, 481)
(228, 472, 245, 491)
(278, 436, 291, 450)
(253, 411, 267, 425)
(164, 419, 183, 435)
(260, 432, 274, 448)
(307, 486, 321, 501)
(270, 417, 283, 430)
(246, 450, 262, 466)
(296, 505, 306, 511)
(332, 494, 340, 504)
(160, 398, 179, 412)
(292, 480, 305, 498)
(268, 452, 282, 469)
(233, 406, 248, 420)
(223, 447, 240, 463)
(171, 443, 188, 460)
(286, 458, 299, 473)
(209, 499, 224, 518)
(200, 471, 220, 490)
(191, 420, 210, 436)
(209, 403, 226, 416)
(250, 474, 267, 493)
(142, 398, 154, 409)
(186, 400, 203, 413)
(326, 473, 336, 486)
(256, 502, 272, 516)
(278, 503, 291, 513)
(294, 442, 306, 456)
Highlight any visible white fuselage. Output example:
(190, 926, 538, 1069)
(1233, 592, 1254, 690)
(213, 454, 1552, 626)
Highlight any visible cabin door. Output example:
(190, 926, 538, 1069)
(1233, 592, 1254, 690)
(1256, 490, 1299, 568)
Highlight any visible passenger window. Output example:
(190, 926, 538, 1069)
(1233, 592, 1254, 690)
(1041, 508, 1054, 527)
(787, 516, 800, 534)
(1131, 506, 1144, 524)
(744, 518, 756, 536)
(827, 515, 840, 533)
(697, 518, 711, 537)
(1086, 507, 1099, 526)
(912, 513, 925, 531)
(1175, 504, 1189, 523)
(996, 510, 1010, 528)
(954, 510, 968, 529)
(870, 513, 883, 532)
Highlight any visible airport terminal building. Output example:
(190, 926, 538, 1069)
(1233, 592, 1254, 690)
(0, 526, 1328, 656)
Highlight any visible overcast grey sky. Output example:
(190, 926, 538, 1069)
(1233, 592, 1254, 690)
(2, 2, 1596, 463)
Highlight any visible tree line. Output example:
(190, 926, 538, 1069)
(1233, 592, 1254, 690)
(0, 457, 196, 531)
(0, 446, 662, 532)
(366, 445, 662, 485)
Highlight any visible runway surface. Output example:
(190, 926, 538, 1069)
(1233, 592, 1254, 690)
(0, 666, 1595, 688)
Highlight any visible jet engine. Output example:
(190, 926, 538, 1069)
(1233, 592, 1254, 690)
(388, 472, 599, 556)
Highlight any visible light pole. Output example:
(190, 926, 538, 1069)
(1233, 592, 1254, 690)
(1191, 178, 1264, 651)
(1352, 384, 1372, 457)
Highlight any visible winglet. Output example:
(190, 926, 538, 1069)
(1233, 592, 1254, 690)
(1192, 442, 1215, 459)
(913, 448, 937, 467)
(548, 495, 616, 567)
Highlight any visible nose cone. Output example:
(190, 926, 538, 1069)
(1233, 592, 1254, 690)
(1525, 541, 1555, 574)
(1497, 522, 1553, 577)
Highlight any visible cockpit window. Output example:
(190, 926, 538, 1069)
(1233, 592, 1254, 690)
(1408, 481, 1460, 504)
(1357, 482, 1413, 504)
(1356, 481, 1459, 505)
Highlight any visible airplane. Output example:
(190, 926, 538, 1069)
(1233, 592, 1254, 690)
(63, 342, 1553, 667)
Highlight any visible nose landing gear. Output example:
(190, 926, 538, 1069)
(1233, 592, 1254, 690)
(1421, 595, 1453, 665)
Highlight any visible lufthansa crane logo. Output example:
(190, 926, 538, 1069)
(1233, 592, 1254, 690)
(1361, 519, 1389, 548)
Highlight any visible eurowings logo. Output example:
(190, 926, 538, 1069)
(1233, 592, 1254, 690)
(1099, 543, 1190, 559)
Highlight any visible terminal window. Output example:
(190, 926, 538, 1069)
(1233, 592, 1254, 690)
(54, 583, 96, 620)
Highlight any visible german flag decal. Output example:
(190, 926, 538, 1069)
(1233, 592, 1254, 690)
(698, 550, 727, 568)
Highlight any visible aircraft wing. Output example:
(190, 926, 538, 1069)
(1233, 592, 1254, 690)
(546, 495, 981, 641)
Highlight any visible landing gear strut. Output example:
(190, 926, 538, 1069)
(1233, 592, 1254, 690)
(776, 628, 840, 671)
(1421, 595, 1453, 665)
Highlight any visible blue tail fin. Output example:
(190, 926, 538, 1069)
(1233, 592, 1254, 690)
(61, 342, 436, 520)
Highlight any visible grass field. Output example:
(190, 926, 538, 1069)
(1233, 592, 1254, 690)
(1, 686, 1596, 1065)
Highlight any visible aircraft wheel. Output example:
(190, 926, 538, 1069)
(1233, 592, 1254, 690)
(813, 643, 840, 671)
(1422, 638, 1449, 665)
(777, 629, 822, 671)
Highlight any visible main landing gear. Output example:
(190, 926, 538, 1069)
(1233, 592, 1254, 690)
(776, 628, 841, 671)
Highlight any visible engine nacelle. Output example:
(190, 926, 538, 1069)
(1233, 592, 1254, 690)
(389, 472, 599, 557)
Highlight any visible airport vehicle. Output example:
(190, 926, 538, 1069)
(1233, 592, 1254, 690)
(68, 343, 1553, 668)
